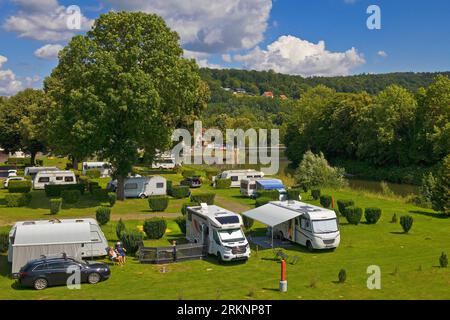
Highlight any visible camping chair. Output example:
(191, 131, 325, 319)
(273, 249, 289, 261)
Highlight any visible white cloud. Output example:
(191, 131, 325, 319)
(0, 55, 41, 96)
(106, 0, 272, 53)
(377, 50, 388, 58)
(34, 44, 64, 59)
(183, 50, 222, 69)
(3, 0, 93, 41)
(234, 35, 365, 77)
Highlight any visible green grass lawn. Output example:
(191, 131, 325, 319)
(0, 171, 449, 300)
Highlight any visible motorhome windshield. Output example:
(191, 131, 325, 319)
(312, 219, 338, 234)
(218, 229, 245, 243)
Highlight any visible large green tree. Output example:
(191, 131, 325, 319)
(45, 12, 209, 200)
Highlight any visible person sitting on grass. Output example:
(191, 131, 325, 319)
(115, 242, 127, 264)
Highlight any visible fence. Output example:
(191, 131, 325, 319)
(138, 243, 207, 264)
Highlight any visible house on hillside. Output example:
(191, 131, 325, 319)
(262, 91, 274, 98)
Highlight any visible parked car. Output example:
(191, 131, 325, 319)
(3, 176, 25, 188)
(17, 255, 111, 290)
(7, 170, 17, 178)
(180, 176, 202, 188)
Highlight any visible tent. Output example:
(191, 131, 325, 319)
(11, 223, 91, 273)
(242, 203, 303, 247)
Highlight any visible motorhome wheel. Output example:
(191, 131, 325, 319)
(139, 194, 146, 199)
(306, 241, 314, 252)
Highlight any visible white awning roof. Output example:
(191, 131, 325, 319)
(242, 203, 303, 227)
(13, 223, 91, 246)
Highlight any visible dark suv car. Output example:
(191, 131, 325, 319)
(180, 176, 202, 188)
(18, 256, 111, 290)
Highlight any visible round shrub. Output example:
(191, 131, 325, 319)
(96, 206, 111, 226)
(92, 188, 109, 201)
(108, 192, 117, 207)
(0, 232, 9, 253)
(338, 269, 347, 283)
(119, 231, 143, 256)
(148, 196, 169, 212)
(86, 169, 101, 179)
(8, 180, 31, 193)
(320, 195, 332, 208)
(170, 186, 190, 199)
(243, 216, 254, 230)
(5, 193, 32, 207)
(400, 215, 413, 233)
(287, 189, 302, 201)
(61, 190, 81, 204)
(116, 219, 126, 239)
(440, 252, 448, 268)
(181, 201, 199, 215)
(337, 200, 354, 216)
(311, 189, 321, 200)
(191, 193, 215, 205)
(346, 207, 363, 225)
(143, 218, 167, 239)
(50, 198, 62, 215)
(256, 197, 271, 208)
(175, 216, 186, 235)
(365, 208, 382, 224)
(215, 178, 231, 189)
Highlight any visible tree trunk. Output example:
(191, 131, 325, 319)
(72, 157, 79, 170)
(30, 152, 36, 166)
(117, 175, 125, 201)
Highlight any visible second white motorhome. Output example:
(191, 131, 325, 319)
(214, 169, 265, 188)
(186, 204, 250, 263)
(109, 176, 167, 198)
(24, 166, 59, 179)
(32, 170, 77, 190)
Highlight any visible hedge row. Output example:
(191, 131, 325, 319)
(170, 185, 190, 199)
(215, 178, 231, 189)
(181, 201, 200, 215)
(61, 190, 81, 204)
(45, 184, 85, 197)
(257, 190, 279, 200)
(287, 189, 302, 201)
(337, 200, 354, 216)
(191, 193, 215, 205)
(5, 193, 32, 207)
(8, 180, 31, 193)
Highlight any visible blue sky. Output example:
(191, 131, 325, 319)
(0, 0, 449, 95)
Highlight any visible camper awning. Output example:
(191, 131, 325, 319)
(256, 179, 285, 190)
(13, 223, 91, 246)
(242, 203, 302, 227)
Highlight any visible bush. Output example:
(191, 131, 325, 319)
(143, 218, 167, 239)
(256, 197, 271, 207)
(337, 200, 354, 216)
(287, 189, 302, 201)
(148, 196, 169, 212)
(175, 216, 186, 234)
(440, 252, 448, 268)
(215, 178, 231, 189)
(78, 175, 90, 189)
(257, 190, 279, 200)
(191, 193, 215, 205)
(8, 180, 31, 193)
(320, 195, 332, 208)
(400, 215, 413, 233)
(346, 207, 363, 225)
(86, 169, 101, 179)
(243, 216, 254, 230)
(205, 168, 220, 181)
(338, 269, 346, 283)
(166, 180, 173, 193)
(116, 219, 126, 239)
(45, 184, 85, 197)
(96, 206, 111, 225)
(182, 170, 201, 178)
(170, 186, 190, 199)
(61, 190, 81, 204)
(7, 157, 31, 166)
(50, 198, 62, 215)
(311, 189, 321, 200)
(181, 201, 199, 215)
(0, 232, 9, 253)
(119, 231, 143, 256)
(108, 192, 117, 207)
(5, 193, 32, 207)
(92, 188, 109, 201)
(88, 181, 100, 193)
(391, 214, 398, 223)
(365, 208, 382, 224)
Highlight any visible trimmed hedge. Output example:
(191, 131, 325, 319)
(5, 193, 32, 207)
(116, 219, 126, 239)
(346, 207, 363, 225)
(88, 181, 100, 193)
(204, 168, 220, 180)
(256, 197, 271, 208)
(50, 198, 62, 215)
(108, 192, 117, 207)
(148, 196, 169, 212)
(287, 189, 302, 201)
(170, 185, 190, 199)
(86, 169, 101, 179)
(320, 195, 332, 208)
(182, 170, 201, 178)
(45, 184, 85, 197)
(215, 178, 231, 189)
(143, 218, 167, 239)
(191, 193, 215, 205)
(400, 215, 413, 233)
(175, 216, 186, 234)
(365, 208, 382, 224)
(181, 201, 200, 215)
(7, 157, 31, 166)
(96, 206, 111, 225)
(166, 180, 173, 193)
(92, 188, 109, 201)
(337, 200, 354, 216)
(0, 232, 8, 253)
(257, 190, 279, 200)
(243, 216, 254, 230)
(61, 190, 81, 204)
(119, 231, 144, 256)
(311, 189, 321, 200)
(8, 180, 31, 193)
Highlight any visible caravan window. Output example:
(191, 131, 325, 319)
(56, 176, 63, 181)
(38, 177, 50, 183)
(231, 176, 239, 182)
(125, 183, 138, 190)
(249, 184, 256, 190)
(64, 176, 74, 182)
(156, 182, 164, 189)
(91, 231, 101, 243)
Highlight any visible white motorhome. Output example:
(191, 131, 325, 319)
(214, 170, 265, 188)
(270, 201, 340, 251)
(32, 170, 77, 190)
(109, 176, 166, 198)
(151, 157, 177, 170)
(8, 218, 108, 274)
(24, 166, 58, 179)
(186, 204, 250, 263)
(82, 162, 112, 177)
(240, 178, 288, 201)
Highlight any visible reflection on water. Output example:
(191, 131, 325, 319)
(347, 179, 419, 197)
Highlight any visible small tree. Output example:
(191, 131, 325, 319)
(346, 207, 363, 225)
(50, 198, 62, 215)
(148, 196, 169, 212)
(108, 192, 117, 207)
(440, 252, 448, 268)
(365, 208, 382, 224)
(143, 218, 167, 239)
(0, 232, 9, 253)
(320, 195, 332, 208)
(400, 215, 413, 233)
(175, 216, 186, 235)
(96, 207, 111, 225)
(431, 155, 450, 215)
(311, 189, 321, 201)
(337, 200, 354, 216)
(391, 213, 398, 223)
(120, 231, 143, 256)
(338, 269, 346, 283)
(116, 219, 126, 239)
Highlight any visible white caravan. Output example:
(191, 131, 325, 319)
(271, 201, 340, 251)
(8, 218, 108, 274)
(32, 170, 77, 190)
(82, 162, 112, 177)
(240, 178, 288, 201)
(109, 176, 166, 198)
(24, 166, 58, 179)
(186, 204, 250, 262)
(151, 157, 177, 170)
(214, 170, 265, 188)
